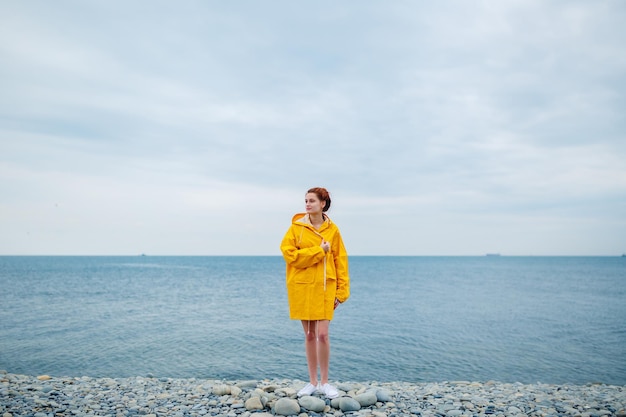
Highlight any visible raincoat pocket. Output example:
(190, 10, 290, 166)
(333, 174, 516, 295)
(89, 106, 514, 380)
(293, 268, 314, 284)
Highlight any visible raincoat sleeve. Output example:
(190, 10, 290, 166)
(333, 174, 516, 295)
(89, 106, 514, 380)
(280, 225, 326, 269)
(333, 230, 350, 303)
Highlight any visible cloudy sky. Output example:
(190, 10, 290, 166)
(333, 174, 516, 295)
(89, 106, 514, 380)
(1, 1, 624, 256)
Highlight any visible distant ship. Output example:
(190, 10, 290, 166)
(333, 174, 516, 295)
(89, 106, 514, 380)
(486, 253, 501, 257)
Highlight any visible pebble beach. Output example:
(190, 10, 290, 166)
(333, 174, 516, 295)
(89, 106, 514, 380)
(1, 371, 625, 417)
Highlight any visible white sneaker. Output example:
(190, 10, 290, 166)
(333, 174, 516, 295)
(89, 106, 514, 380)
(297, 382, 317, 397)
(318, 383, 339, 399)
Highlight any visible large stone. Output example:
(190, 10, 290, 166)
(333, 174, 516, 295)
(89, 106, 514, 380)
(236, 380, 258, 388)
(276, 387, 297, 397)
(355, 391, 378, 407)
(339, 397, 361, 412)
(212, 385, 231, 395)
(376, 389, 393, 402)
(275, 398, 301, 416)
(298, 396, 326, 412)
(245, 396, 264, 411)
(337, 382, 354, 392)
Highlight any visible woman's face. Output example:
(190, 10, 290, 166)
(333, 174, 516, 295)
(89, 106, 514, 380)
(305, 192, 325, 214)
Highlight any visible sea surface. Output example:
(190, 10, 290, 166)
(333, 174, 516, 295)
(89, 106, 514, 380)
(1, 256, 624, 385)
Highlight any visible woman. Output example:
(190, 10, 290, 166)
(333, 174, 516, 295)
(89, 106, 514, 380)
(280, 187, 350, 399)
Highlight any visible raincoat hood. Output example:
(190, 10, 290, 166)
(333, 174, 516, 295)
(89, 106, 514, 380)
(291, 212, 332, 225)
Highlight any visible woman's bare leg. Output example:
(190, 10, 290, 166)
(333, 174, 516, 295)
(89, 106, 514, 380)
(301, 320, 319, 385)
(316, 320, 330, 384)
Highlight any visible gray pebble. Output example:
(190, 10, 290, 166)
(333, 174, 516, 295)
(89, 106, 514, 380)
(340, 397, 362, 412)
(275, 398, 301, 416)
(298, 395, 326, 413)
(376, 389, 393, 402)
(356, 391, 378, 407)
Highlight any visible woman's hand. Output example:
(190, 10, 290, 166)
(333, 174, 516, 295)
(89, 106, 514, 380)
(321, 239, 331, 253)
(334, 298, 341, 310)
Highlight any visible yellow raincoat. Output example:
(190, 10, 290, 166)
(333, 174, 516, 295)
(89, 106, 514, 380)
(280, 213, 350, 321)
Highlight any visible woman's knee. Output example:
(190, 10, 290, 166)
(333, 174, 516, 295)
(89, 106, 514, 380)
(317, 322, 330, 343)
(304, 330, 317, 342)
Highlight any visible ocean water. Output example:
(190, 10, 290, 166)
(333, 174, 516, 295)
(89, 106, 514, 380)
(1, 256, 624, 385)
